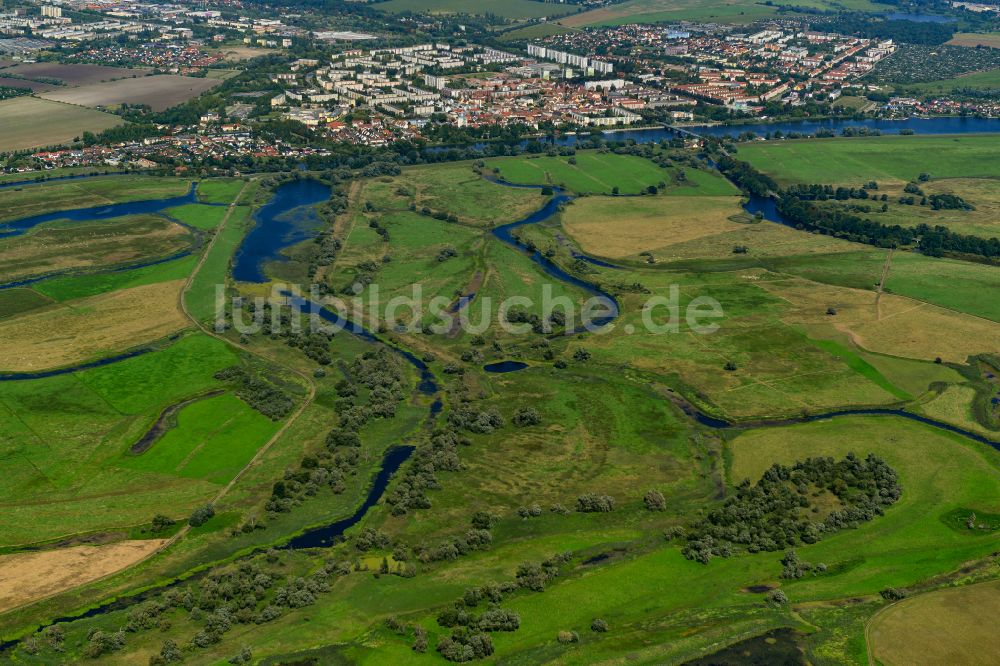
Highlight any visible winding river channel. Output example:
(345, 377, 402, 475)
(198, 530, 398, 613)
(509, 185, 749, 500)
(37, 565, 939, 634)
(4, 155, 1000, 650)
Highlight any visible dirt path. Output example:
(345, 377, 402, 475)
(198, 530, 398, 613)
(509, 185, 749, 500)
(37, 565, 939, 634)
(875, 248, 894, 321)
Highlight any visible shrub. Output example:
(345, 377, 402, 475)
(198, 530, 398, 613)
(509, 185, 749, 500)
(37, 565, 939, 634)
(189, 504, 215, 527)
(557, 630, 579, 644)
(643, 489, 666, 511)
(576, 494, 615, 513)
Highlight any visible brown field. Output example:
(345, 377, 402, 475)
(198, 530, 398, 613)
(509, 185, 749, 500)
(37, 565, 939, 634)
(758, 277, 1000, 363)
(0, 97, 122, 152)
(2, 62, 148, 86)
(40, 74, 220, 112)
(869, 579, 1000, 666)
(0, 215, 192, 284)
(0, 76, 57, 92)
(947, 32, 1000, 49)
(0, 280, 189, 372)
(561, 195, 860, 262)
(562, 195, 742, 259)
(0, 540, 166, 613)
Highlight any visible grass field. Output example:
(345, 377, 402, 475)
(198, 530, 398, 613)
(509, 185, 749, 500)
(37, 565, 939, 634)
(186, 205, 252, 321)
(0, 97, 122, 152)
(0, 214, 192, 285)
(0, 280, 189, 372)
(40, 75, 220, 112)
(165, 203, 229, 230)
(737, 135, 1000, 187)
(34, 254, 197, 303)
(0, 288, 53, 319)
(376, 0, 580, 19)
(811, 177, 1000, 239)
(869, 579, 1000, 666)
(898, 67, 1000, 94)
(386, 163, 545, 227)
(0, 175, 189, 223)
(757, 276, 999, 364)
(3, 156, 1000, 664)
(485, 152, 669, 194)
(197, 178, 246, 204)
(120, 392, 280, 484)
(0, 334, 242, 545)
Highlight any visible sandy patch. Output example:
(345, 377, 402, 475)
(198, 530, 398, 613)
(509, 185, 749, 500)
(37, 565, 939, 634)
(0, 540, 165, 612)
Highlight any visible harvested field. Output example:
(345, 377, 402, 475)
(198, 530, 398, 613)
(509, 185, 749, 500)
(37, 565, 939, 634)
(947, 32, 1000, 49)
(0, 76, 57, 92)
(0, 280, 189, 372)
(40, 74, 220, 111)
(0, 97, 122, 152)
(4, 62, 149, 86)
(869, 579, 1000, 666)
(1, 62, 147, 86)
(0, 540, 166, 613)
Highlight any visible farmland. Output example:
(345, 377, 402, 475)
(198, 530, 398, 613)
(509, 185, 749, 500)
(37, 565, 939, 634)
(0, 62, 148, 86)
(39, 74, 221, 112)
(0, 97, 122, 153)
(0, 145, 997, 666)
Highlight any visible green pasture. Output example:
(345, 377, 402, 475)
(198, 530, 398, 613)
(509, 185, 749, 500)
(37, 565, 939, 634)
(485, 152, 669, 194)
(197, 178, 246, 205)
(0, 334, 241, 545)
(737, 135, 1000, 186)
(34, 254, 198, 302)
(166, 203, 229, 230)
(392, 162, 545, 227)
(121, 392, 279, 484)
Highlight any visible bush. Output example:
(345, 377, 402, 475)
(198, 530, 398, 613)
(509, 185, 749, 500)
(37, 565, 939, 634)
(880, 587, 907, 601)
(189, 504, 215, 527)
(643, 489, 666, 511)
(557, 630, 579, 644)
(576, 493, 615, 513)
(766, 589, 788, 605)
(512, 407, 542, 427)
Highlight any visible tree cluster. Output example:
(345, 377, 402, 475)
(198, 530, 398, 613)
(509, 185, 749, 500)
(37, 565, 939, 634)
(683, 453, 902, 563)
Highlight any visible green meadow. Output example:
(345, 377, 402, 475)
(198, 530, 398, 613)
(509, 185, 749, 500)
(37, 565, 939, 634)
(121, 392, 280, 484)
(485, 152, 669, 194)
(737, 135, 1000, 186)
